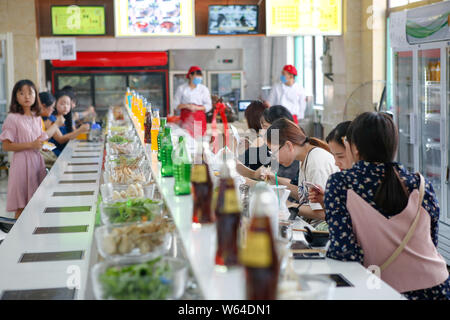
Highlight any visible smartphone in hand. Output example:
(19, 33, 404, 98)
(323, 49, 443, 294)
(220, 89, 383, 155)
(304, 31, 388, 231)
(304, 181, 321, 192)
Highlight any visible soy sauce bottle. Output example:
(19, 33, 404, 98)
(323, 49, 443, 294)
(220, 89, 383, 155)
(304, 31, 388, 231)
(239, 183, 279, 300)
(144, 109, 152, 144)
(215, 158, 242, 267)
(191, 139, 214, 224)
(160, 127, 174, 177)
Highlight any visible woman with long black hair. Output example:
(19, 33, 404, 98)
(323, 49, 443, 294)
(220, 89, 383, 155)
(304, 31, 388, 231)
(325, 112, 449, 300)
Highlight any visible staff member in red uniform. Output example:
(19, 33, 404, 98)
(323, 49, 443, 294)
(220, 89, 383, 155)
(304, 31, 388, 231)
(173, 66, 212, 137)
(266, 65, 307, 124)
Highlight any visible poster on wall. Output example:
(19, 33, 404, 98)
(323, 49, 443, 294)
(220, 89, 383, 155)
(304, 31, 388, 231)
(406, 1, 450, 45)
(114, 0, 194, 37)
(266, 0, 342, 36)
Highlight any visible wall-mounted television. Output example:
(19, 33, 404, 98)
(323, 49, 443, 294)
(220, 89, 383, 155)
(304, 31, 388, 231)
(208, 5, 259, 35)
(114, 0, 194, 37)
(51, 5, 106, 35)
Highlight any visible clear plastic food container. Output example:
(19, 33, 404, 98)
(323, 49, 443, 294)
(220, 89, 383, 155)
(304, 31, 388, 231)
(100, 183, 156, 202)
(100, 198, 164, 225)
(95, 222, 172, 261)
(103, 158, 152, 185)
(106, 136, 141, 155)
(91, 256, 188, 300)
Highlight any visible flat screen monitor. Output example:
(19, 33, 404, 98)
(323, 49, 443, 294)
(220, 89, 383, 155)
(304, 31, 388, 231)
(238, 100, 253, 112)
(208, 5, 258, 35)
(115, 0, 194, 37)
(51, 6, 106, 35)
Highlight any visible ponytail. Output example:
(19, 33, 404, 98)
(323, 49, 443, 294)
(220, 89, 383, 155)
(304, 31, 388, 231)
(266, 118, 330, 152)
(305, 137, 330, 153)
(348, 112, 409, 215)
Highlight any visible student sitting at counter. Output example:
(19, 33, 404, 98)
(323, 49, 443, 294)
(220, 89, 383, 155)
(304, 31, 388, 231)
(308, 121, 353, 206)
(49, 91, 90, 156)
(0, 80, 48, 219)
(238, 100, 270, 171)
(39, 92, 65, 168)
(264, 118, 339, 225)
(60, 85, 96, 132)
(324, 112, 450, 300)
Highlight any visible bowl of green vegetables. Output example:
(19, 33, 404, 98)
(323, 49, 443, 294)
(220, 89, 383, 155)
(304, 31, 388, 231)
(91, 256, 188, 300)
(100, 198, 164, 225)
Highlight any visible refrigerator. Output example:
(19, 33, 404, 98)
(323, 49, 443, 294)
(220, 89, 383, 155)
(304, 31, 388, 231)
(389, 2, 450, 264)
(49, 51, 170, 117)
(169, 49, 245, 115)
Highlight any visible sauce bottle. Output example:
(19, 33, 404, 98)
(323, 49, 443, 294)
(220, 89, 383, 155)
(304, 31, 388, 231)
(150, 109, 160, 152)
(173, 136, 191, 195)
(191, 139, 215, 224)
(157, 118, 167, 161)
(239, 183, 279, 300)
(160, 127, 174, 177)
(215, 158, 242, 267)
(144, 105, 152, 144)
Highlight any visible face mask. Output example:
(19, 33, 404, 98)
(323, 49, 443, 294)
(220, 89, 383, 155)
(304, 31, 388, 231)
(193, 77, 202, 85)
(280, 75, 287, 84)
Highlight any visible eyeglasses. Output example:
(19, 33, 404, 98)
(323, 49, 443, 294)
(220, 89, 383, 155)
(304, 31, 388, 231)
(270, 143, 285, 159)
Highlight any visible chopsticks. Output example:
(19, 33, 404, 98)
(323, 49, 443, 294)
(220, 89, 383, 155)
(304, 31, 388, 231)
(292, 228, 329, 234)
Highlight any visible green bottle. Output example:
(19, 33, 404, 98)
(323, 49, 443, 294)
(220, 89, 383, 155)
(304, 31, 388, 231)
(173, 136, 191, 195)
(157, 117, 167, 161)
(161, 127, 174, 177)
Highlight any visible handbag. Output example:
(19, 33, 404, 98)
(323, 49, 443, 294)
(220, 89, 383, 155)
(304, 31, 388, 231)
(379, 173, 425, 271)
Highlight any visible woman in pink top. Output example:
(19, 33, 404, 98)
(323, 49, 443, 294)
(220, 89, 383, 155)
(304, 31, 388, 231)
(0, 80, 48, 219)
(324, 112, 449, 300)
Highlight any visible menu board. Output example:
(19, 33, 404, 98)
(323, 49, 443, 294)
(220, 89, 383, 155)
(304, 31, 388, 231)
(51, 6, 106, 35)
(266, 0, 342, 36)
(115, 0, 194, 37)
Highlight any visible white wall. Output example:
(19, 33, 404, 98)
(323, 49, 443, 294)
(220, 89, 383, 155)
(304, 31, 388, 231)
(75, 36, 289, 100)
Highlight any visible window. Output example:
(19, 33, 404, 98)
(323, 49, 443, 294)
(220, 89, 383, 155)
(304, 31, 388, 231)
(294, 35, 324, 106)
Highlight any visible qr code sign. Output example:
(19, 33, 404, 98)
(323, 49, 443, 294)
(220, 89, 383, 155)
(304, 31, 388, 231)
(61, 44, 74, 57)
(59, 39, 76, 61)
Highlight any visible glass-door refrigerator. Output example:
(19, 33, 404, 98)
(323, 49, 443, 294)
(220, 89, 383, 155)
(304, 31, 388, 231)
(389, 5, 450, 263)
(207, 70, 244, 113)
(50, 51, 169, 117)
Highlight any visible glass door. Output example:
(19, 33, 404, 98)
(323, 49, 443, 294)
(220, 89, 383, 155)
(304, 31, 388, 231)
(169, 71, 190, 115)
(57, 75, 93, 108)
(208, 71, 244, 113)
(129, 73, 166, 115)
(418, 48, 441, 204)
(94, 74, 127, 111)
(394, 51, 414, 172)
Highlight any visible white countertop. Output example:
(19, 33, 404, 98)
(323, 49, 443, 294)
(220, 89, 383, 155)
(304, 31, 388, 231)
(0, 140, 103, 299)
(126, 108, 405, 300)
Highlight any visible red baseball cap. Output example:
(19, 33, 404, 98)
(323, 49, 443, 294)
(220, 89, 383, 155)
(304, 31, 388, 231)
(186, 66, 202, 79)
(283, 64, 297, 76)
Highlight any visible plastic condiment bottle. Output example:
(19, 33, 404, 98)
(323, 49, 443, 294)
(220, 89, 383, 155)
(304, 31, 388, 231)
(239, 182, 280, 300)
(150, 109, 160, 152)
(173, 136, 192, 195)
(157, 117, 168, 161)
(160, 127, 174, 177)
(191, 138, 215, 224)
(214, 156, 242, 267)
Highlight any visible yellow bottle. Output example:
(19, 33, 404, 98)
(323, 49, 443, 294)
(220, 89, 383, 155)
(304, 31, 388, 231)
(436, 62, 441, 82)
(151, 109, 160, 152)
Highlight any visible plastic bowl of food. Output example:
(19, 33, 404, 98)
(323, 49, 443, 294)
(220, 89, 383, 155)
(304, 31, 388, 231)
(278, 274, 336, 300)
(304, 226, 329, 247)
(103, 159, 152, 186)
(91, 256, 188, 300)
(100, 183, 156, 202)
(100, 198, 164, 225)
(95, 219, 174, 261)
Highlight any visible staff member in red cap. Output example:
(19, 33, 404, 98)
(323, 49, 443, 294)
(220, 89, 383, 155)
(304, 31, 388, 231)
(266, 65, 307, 124)
(173, 66, 212, 136)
